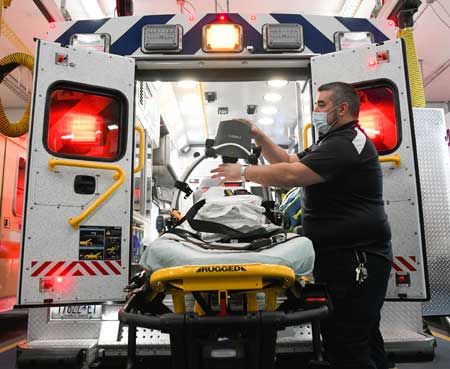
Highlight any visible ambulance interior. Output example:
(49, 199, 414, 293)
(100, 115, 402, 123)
(3, 1, 450, 368)
(133, 77, 398, 223)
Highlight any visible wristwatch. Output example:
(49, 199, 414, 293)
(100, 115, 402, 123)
(240, 165, 248, 182)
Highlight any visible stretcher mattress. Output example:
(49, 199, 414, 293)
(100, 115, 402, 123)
(139, 233, 315, 276)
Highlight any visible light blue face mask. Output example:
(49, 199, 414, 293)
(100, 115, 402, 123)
(312, 104, 342, 135)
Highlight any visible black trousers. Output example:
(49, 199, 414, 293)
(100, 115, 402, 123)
(314, 247, 392, 369)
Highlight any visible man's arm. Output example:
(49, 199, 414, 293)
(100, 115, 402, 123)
(252, 126, 299, 164)
(210, 162, 324, 187)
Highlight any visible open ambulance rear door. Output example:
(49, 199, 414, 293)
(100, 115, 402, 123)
(311, 39, 429, 301)
(17, 40, 135, 306)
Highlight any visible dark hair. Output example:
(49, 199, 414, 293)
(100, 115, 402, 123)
(318, 82, 360, 117)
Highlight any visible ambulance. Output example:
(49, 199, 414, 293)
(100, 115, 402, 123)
(1, 1, 450, 368)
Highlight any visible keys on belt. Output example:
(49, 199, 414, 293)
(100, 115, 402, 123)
(354, 250, 368, 284)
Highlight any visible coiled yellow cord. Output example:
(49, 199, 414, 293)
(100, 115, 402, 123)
(399, 27, 426, 108)
(0, 52, 34, 137)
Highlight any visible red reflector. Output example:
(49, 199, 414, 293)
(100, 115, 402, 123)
(368, 58, 377, 67)
(305, 297, 327, 302)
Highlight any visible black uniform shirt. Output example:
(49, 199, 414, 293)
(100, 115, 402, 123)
(297, 121, 392, 259)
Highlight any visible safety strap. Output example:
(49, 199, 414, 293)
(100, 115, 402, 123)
(168, 227, 298, 252)
(173, 199, 277, 241)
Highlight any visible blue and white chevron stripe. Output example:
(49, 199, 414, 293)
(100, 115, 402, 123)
(48, 13, 396, 57)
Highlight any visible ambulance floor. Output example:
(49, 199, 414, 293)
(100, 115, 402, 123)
(1, 319, 450, 369)
(1, 341, 450, 369)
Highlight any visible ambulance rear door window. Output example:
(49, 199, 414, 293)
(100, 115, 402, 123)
(44, 83, 127, 161)
(355, 81, 401, 155)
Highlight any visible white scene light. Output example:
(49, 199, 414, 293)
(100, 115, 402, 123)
(260, 106, 278, 115)
(258, 117, 274, 125)
(264, 93, 282, 102)
(267, 80, 288, 88)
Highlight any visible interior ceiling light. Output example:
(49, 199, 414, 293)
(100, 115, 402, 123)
(260, 106, 278, 115)
(264, 93, 282, 103)
(178, 80, 198, 88)
(267, 80, 288, 88)
(258, 117, 274, 125)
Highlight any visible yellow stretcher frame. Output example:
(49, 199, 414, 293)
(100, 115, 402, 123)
(147, 263, 303, 315)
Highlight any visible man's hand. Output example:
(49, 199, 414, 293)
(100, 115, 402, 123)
(210, 163, 241, 184)
(238, 118, 264, 140)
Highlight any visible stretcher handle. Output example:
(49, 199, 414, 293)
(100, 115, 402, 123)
(379, 154, 401, 167)
(119, 293, 329, 330)
(48, 158, 125, 228)
(303, 123, 313, 150)
(133, 125, 145, 174)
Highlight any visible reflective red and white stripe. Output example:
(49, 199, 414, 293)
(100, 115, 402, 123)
(30, 260, 122, 277)
(392, 256, 417, 272)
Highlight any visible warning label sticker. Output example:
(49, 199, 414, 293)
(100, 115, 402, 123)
(79, 226, 122, 261)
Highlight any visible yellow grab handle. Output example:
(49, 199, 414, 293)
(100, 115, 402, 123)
(303, 123, 312, 150)
(379, 154, 401, 167)
(134, 125, 145, 174)
(48, 158, 125, 228)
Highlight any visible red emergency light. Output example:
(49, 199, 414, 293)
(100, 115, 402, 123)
(368, 58, 377, 67)
(49, 22, 56, 29)
(250, 15, 257, 21)
(357, 85, 398, 153)
(46, 88, 123, 160)
(60, 116, 103, 144)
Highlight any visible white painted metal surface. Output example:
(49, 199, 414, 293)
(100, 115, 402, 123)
(17, 41, 135, 305)
(311, 39, 428, 300)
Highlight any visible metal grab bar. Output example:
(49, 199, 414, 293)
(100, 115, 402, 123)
(133, 125, 144, 174)
(48, 158, 125, 228)
(303, 123, 312, 150)
(379, 154, 401, 167)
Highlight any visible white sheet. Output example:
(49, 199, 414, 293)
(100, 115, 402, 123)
(139, 233, 315, 276)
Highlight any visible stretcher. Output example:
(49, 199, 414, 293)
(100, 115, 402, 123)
(119, 260, 331, 369)
(119, 201, 331, 369)
(118, 124, 331, 368)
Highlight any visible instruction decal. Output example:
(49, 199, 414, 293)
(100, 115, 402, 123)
(79, 226, 122, 261)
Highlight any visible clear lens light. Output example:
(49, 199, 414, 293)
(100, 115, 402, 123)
(258, 117, 274, 125)
(205, 24, 240, 51)
(264, 93, 282, 102)
(267, 80, 288, 88)
(260, 106, 278, 115)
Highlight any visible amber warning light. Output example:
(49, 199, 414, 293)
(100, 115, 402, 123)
(203, 23, 243, 53)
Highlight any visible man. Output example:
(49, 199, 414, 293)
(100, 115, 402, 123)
(210, 82, 392, 369)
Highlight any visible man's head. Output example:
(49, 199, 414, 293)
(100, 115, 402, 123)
(313, 82, 360, 133)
